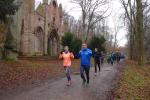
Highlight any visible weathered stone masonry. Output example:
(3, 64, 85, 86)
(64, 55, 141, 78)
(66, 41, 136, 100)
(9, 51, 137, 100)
(11, 0, 65, 56)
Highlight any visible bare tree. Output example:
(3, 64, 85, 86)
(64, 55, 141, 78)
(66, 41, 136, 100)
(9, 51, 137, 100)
(143, 0, 150, 61)
(120, 0, 145, 65)
(71, 0, 111, 42)
(136, 0, 145, 65)
(93, 19, 108, 36)
(112, 14, 123, 50)
(120, 0, 137, 60)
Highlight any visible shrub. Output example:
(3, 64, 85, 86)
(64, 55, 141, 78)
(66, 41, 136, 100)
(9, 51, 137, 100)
(70, 37, 82, 55)
(61, 32, 82, 55)
(88, 36, 106, 52)
(61, 32, 74, 48)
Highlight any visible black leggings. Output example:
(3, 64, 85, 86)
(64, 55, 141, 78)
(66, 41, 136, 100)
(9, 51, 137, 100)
(94, 61, 101, 73)
(116, 57, 120, 63)
(80, 66, 90, 84)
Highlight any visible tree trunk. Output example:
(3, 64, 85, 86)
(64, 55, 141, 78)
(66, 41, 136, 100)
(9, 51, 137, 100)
(136, 0, 145, 65)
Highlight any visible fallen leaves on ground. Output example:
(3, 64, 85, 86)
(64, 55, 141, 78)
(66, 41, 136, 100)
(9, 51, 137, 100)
(0, 59, 80, 90)
(114, 64, 150, 100)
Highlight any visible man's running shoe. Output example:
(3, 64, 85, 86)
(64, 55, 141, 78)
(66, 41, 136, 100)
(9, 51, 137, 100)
(82, 80, 86, 86)
(94, 73, 97, 76)
(66, 81, 71, 86)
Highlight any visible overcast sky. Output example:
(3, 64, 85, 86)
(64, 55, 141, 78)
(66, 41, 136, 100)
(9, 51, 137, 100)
(35, 0, 127, 47)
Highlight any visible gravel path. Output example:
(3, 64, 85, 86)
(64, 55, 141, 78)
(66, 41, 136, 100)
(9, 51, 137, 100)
(1, 64, 119, 100)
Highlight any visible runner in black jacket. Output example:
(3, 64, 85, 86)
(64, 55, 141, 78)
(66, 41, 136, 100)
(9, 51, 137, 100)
(93, 48, 102, 76)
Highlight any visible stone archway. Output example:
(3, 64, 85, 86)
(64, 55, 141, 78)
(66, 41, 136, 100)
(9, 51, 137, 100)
(34, 26, 44, 55)
(47, 29, 59, 56)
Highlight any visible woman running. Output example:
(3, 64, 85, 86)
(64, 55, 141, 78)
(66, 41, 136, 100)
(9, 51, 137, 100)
(59, 46, 74, 86)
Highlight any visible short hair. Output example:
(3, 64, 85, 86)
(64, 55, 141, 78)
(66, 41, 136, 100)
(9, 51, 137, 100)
(82, 43, 87, 46)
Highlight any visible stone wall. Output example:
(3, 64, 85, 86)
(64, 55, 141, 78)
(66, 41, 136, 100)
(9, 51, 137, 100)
(10, 0, 64, 56)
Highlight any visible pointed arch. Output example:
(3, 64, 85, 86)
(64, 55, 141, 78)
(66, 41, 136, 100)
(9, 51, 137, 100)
(47, 28, 60, 56)
(34, 26, 44, 55)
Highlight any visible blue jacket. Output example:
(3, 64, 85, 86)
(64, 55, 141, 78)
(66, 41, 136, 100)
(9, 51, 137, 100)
(79, 48, 92, 67)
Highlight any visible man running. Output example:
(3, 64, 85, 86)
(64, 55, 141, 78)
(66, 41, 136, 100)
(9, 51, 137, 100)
(93, 48, 101, 76)
(78, 43, 92, 86)
(59, 46, 74, 86)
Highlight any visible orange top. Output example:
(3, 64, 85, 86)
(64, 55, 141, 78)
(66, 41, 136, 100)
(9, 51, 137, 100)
(59, 52, 74, 67)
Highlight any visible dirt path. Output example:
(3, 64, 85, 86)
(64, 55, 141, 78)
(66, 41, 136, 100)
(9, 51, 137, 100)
(1, 64, 119, 100)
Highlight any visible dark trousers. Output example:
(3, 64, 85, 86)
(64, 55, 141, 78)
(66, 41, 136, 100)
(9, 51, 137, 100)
(116, 57, 120, 63)
(94, 61, 101, 73)
(107, 58, 113, 65)
(111, 59, 114, 65)
(80, 65, 90, 84)
(101, 58, 104, 66)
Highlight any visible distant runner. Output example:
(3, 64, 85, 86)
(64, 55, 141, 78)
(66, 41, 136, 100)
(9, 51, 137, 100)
(100, 51, 105, 67)
(116, 51, 121, 64)
(59, 46, 74, 86)
(93, 48, 101, 76)
(107, 51, 114, 66)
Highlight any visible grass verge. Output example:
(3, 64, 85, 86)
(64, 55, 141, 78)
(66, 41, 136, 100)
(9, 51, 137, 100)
(114, 64, 150, 100)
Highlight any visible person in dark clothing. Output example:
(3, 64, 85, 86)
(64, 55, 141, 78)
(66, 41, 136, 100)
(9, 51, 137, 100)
(116, 51, 121, 64)
(100, 51, 105, 67)
(93, 48, 101, 76)
(107, 51, 114, 66)
(78, 43, 92, 86)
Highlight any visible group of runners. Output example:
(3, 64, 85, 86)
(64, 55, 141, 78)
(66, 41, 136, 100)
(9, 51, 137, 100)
(59, 43, 122, 86)
(107, 51, 122, 66)
(59, 43, 92, 86)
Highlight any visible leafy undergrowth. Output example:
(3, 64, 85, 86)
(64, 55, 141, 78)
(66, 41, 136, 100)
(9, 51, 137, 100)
(114, 64, 150, 100)
(0, 59, 80, 90)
